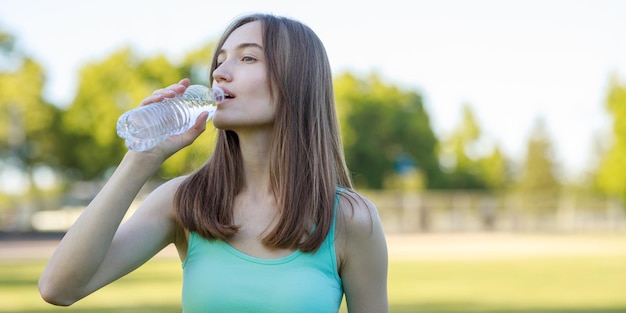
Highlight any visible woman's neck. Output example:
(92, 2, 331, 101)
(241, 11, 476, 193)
(236, 128, 274, 198)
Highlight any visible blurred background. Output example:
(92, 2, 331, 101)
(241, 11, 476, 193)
(1, 0, 626, 312)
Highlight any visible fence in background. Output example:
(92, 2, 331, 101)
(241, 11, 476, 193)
(364, 190, 626, 233)
(1, 189, 625, 233)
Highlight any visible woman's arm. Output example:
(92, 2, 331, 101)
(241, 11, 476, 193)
(38, 79, 205, 306)
(338, 193, 389, 313)
(38, 152, 170, 305)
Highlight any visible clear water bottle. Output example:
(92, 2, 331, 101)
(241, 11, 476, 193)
(116, 85, 224, 152)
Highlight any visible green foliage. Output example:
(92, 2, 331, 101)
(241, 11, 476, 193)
(594, 75, 626, 202)
(519, 119, 560, 191)
(516, 118, 560, 212)
(440, 104, 487, 189)
(0, 53, 59, 168)
(439, 104, 511, 190)
(479, 146, 510, 190)
(59, 48, 175, 179)
(335, 72, 443, 189)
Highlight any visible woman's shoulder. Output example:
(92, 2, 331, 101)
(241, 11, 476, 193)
(140, 176, 191, 248)
(150, 175, 190, 195)
(138, 175, 190, 213)
(335, 188, 383, 240)
(334, 188, 387, 270)
(336, 189, 377, 222)
(162, 174, 190, 187)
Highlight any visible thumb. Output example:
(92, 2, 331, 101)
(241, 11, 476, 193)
(180, 111, 209, 142)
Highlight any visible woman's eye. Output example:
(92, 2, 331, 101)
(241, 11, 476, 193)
(242, 56, 256, 63)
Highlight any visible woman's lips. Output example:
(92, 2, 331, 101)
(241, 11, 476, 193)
(215, 86, 233, 105)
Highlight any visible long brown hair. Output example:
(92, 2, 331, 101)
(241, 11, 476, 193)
(174, 13, 352, 252)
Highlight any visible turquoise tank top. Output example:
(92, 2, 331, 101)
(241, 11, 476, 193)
(181, 193, 343, 312)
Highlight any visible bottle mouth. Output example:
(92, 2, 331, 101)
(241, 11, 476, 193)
(212, 87, 225, 102)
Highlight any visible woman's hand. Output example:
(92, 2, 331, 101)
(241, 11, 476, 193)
(134, 78, 210, 162)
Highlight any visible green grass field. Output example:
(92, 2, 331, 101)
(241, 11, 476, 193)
(2, 236, 626, 312)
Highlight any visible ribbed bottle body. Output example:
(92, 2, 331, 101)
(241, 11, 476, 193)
(116, 85, 223, 152)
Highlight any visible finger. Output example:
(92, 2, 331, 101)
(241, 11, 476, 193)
(146, 88, 176, 102)
(166, 78, 191, 95)
(151, 88, 165, 95)
(178, 78, 191, 87)
(186, 112, 209, 137)
(139, 93, 166, 106)
(141, 81, 188, 106)
(190, 111, 209, 133)
(169, 111, 208, 150)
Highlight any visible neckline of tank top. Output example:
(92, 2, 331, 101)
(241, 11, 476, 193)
(219, 240, 304, 265)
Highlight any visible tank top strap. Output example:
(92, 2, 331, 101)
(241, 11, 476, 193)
(325, 187, 344, 248)
(332, 187, 343, 226)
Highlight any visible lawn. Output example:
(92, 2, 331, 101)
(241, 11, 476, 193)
(2, 252, 626, 313)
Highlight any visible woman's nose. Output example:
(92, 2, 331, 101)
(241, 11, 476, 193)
(212, 62, 232, 82)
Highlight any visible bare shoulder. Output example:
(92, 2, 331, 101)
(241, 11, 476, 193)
(151, 175, 188, 196)
(335, 189, 387, 265)
(130, 176, 190, 253)
(335, 189, 380, 234)
(140, 175, 188, 211)
(135, 176, 192, 230)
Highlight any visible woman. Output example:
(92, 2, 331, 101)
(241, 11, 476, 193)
(39, 13, 388, 312)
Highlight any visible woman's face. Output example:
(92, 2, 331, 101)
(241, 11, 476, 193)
(211, 21, 274, 132)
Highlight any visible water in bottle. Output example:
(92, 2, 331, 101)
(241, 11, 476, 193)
(116, 85, 224, 152)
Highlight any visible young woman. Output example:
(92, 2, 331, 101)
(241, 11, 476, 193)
(39, 13, 388, 312)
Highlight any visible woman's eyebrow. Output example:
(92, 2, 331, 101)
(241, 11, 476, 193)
(218, 43, 263, 55)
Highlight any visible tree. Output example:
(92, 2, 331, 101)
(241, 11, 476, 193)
(59, 48, 182, 179)
(439, 104, 487, 189)
(594, 74, 626, 203)
(517, 118, 560, 213)
(438, 104, 512, 190)
(0, 28, 61, 229)
(334, 72, 442, 189)
(479, 145, 510, 190)
(0, 28, 60, 181)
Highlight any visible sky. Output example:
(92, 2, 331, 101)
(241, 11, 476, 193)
(1, 0, 625, 182)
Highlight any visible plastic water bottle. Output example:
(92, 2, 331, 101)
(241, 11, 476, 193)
(116, 85, 224, 152)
